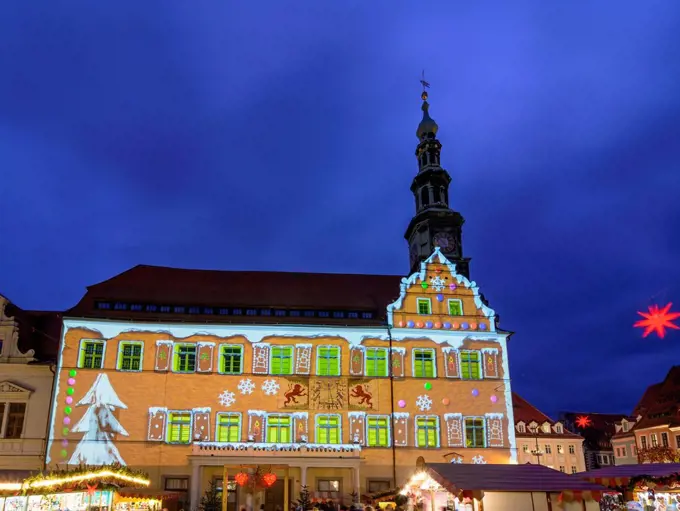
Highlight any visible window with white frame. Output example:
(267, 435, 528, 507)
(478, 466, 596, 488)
(568, 444, 575, 454)
(216, 413, 241, 442)
(541, 423, 551, 434)
(0, 383, 30, 439)
(416, 298, 432, 315)
(557, 444, 564, 454)
(117, 341, 143, 371)
(415, 416, 439, 448)
(544, 445, 552, 454)
(78, 340, 105, 369)
(315, 414, 341, 444)
(517, 423, 526, 433)
(651, 433, 658, 447)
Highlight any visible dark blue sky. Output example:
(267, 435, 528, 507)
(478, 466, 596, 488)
(2, 2, 680, 417)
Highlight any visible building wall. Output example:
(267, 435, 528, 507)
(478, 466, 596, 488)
(515, 436, 586, 473)
(611, 436, 638, 465)
(0, 298, 55, 471)
(634, 425, 680, 461)
(47, 321, 511, 485)
(46, 250, 515, 507)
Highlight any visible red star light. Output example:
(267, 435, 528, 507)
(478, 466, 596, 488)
(634, 303, 680, 339)
(575, 415, 592, 429)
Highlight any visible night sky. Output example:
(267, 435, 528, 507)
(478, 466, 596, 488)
(2, 2, 680, 418)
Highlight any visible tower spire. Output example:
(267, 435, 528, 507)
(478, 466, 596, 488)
(404, 76, 471, 278)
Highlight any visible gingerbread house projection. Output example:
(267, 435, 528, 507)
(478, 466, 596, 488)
(45, 87, 516, 511)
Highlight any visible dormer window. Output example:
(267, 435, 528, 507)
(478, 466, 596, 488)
(517, 423, 526, 433)
(528, 422, 538, 433)
(554, 423, 563, 434)
(622, 421, 629, 432)
(542, 423, 551, 434)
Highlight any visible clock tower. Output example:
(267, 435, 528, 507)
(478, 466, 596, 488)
(404, 86, 471, 278)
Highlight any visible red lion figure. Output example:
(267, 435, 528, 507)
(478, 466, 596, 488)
(350, 385, 373, 408)
(284, 383, 307, 405)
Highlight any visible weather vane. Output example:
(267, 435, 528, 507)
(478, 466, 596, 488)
(420, 70, 430, 100)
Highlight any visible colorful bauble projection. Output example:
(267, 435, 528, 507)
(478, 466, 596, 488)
(634, 303, 680, 338)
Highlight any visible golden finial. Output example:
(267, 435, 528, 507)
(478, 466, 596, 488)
(420, 70, 430, 101)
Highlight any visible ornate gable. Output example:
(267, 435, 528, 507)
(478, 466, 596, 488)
(387, 246, 496, 332)
(0, 381, 33, 400)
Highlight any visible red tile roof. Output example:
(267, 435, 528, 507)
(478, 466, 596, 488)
(624, 366, 680, 433)
(426, 463, 607, 492)
(512, 393, 582, 439)
(67, 264, 403, 325)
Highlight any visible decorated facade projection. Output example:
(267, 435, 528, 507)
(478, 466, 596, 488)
(45, 87, 515, 511)
(46, 247, 514, 509)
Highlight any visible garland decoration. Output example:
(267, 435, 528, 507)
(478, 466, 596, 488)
(625, 472, 680, 491)
(8, 464, 150, 495)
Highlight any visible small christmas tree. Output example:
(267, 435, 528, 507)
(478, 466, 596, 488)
(200, 479, 222, 511)
(296, 485, 312, 511)
(69, 373, 128, 465)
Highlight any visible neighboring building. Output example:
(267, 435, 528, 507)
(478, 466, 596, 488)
(612, 366, 680, 465)
(610, 416, 639, 465)
(45, 91, 517, 511)
(512, 393, 586, 473)
(0, 294, 60, 476)
(559, 412, 630, 470)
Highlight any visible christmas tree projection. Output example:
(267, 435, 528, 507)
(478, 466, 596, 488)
(68, 373, 129, 466)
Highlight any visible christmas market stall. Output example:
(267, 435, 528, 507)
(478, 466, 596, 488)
(400, 463, 607, 511)
(0, 465, 163, 511)
(577, 463, 680, 510)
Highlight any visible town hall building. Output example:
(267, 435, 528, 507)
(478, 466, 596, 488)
(45, 90, 517, 511)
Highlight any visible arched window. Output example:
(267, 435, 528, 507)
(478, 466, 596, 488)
(433, 187, 441, 204)
(420, 187, 429, 208)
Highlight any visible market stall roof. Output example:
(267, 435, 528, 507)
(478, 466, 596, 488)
(423, 464, 608, 493)
(576, 463, 680, 488)
(580, 463, 680, 479)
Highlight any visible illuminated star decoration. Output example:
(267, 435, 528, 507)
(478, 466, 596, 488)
(634, 303, 680, 339)
(575, 415, 592, 429)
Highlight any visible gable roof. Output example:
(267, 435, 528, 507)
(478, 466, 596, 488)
(512, 393, 582, 439)
(66, 264, 403, 326)
(425, 463, 607, 492)
(621, 366, 680, 433)
(386, 246, 496, 329)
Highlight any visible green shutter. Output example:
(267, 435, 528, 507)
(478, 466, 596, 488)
(271, 347, 293, 375)
(318, 347, 340, 376)
(414, 349, 434, 378)
(366, 349, 387, 377)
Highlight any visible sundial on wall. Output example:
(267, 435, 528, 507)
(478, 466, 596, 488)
(310, 379, 347, 410)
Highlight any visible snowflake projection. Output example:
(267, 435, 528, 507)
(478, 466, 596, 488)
(416, 394, 433, 411)
(471, 455, 487, 464)
(237, 378, 255, 395)
(218, 390, 236, 407)
(450, 456, 463, 464)
(634, 303, 680, 339)
(261, 379, 280, 396)
(430, 275, 447, 292)
(575, 415, 592, 429)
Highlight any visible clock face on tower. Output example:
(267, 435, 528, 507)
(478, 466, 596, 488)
(433, 232, 457, 254)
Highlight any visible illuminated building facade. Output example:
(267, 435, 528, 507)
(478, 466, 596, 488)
(45, 91, 516, 511)
(0, 295, 60, 475)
